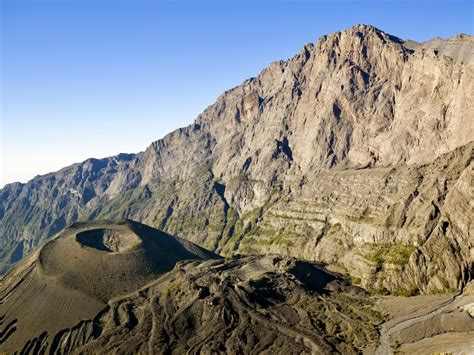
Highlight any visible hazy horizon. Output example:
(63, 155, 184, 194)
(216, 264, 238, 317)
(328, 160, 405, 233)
(1, 0, 473, 188)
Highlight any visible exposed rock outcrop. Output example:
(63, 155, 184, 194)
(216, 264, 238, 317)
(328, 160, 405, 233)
(1, 24, 473, 294)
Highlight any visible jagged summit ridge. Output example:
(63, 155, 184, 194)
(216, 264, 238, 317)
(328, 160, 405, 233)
(317, 23, 405, 48)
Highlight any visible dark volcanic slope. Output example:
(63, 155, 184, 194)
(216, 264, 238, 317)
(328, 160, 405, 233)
(0, 220, 219, 353)
(1, 24, 473, 294)
(1, 238, 381, 354)
(68, 256, 381, 354)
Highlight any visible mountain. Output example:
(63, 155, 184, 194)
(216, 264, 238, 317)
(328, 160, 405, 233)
(2, 221, 473, 353)
(0, 219, 380, 353)
(0, 220, 220, 352)
(1, 24, 473, 294)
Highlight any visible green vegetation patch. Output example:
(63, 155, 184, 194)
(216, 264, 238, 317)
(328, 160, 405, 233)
(244, 226, 308, 250)
(362, 243, 416, 266)
(350, 276, 362, 285)
(393, 286, 420, 297)
(267, 212, 326, 223)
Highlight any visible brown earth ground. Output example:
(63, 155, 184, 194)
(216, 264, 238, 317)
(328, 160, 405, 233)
(373, 282, 474, 354)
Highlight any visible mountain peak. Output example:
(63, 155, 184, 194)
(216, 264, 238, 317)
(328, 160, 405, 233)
(1, 25, 472, 300)
(349, 23, 383, 33)
(316, 23, 405, 49)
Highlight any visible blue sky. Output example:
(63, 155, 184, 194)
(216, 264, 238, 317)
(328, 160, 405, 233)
(1, 0, 473, 187)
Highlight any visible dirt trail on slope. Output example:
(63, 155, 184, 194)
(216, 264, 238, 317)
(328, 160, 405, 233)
(375, 284, 474, 354)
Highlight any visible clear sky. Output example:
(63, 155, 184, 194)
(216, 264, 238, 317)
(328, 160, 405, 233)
(1, 0, 473, 188)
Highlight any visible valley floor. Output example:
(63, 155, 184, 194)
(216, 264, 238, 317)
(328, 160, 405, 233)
(372, 282, 474, 354)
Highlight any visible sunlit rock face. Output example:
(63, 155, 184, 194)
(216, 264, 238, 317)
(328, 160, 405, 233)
(1, 24, 473, 294)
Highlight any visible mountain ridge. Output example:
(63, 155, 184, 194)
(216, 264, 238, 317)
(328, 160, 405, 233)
(2, 24, 472, 189)
(1, 24, 473, 294)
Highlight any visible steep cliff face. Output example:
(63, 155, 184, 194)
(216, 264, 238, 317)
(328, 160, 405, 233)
(1, 25, 473, 293)
(233, 143, 473, 294)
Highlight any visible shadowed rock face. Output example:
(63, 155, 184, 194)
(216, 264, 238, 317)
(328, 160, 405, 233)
(0, 24, 473, 294)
